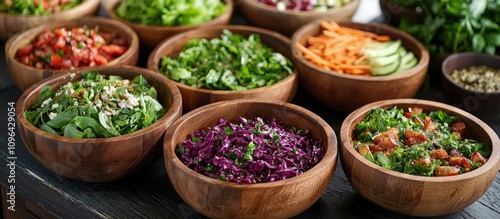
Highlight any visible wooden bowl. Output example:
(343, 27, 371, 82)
(163, 99, 337, 219)
(340, 98, 500, 217)
(291, 20, 429, 113)
(5, 16, 139, 92)
(147, 25, 299, 112)
(239, 0, 360, 36)
(16, 65, 183, 182)
(441, 52, 500, 121)
(0, 0, 100, 40)
(105, 0, 233, 50)
(379, 0, 424, 26)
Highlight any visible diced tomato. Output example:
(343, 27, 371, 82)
(18, 55, 30, 65)
(451, 122, 466, 135)
(51, 54, 62, 69)
(404, 129, 427, 146)
(54, 28, 68, 38)
(430, 148, 448, 159)
(417, 157, 431, 166)
(372, 127, 399, 155)
(404, 107, 423, 118)
(423, 116, 436, 131)
(435, 166, 461, 176)
(101, 45, 127, 56)
(17, 45, 33, 57)
(471, 152, 487, 164)
(94, 54, 108, 66)
(458, 157, 472, 170)
(448, 156, 462, 165)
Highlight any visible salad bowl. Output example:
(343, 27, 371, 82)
(0, 0, 100, 39)
(104, 0, 233, 50)
(238, 0, 360, 36)
(291, 20, 429, 113)
(340, 98, 500, 216)
(147, 25, 299, 112)
(5, 16, 139, 92)
(163, 99, 337, 219)
(16, 65, 183, 182)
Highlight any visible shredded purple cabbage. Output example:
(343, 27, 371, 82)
(176, 116, 325, 183)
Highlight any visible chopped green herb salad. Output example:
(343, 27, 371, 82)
(159, 29, 294, 90)
(115, 0, 227, 26)
(0, 0, 83, 15)
(353, 106, 490, 176)
(24, 71, 166, 138)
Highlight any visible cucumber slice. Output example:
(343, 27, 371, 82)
(369, 52, 400, 67)
(362, 40, 402, 58)
(371, 54, 402, 76)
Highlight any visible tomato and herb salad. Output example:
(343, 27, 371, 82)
(1, 0, 83, 15)
(353, 106, 490, 176)
(159, 29, 294, 90)
(176, 116, 325, 183)
(16, 26, 128, 70)
(115, 0, 227, 26)
(24, 71, 166, 138)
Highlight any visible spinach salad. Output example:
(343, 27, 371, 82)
(159, 29, 294, 91)
(353, 106, 489, 176)
(24, 71, 166, 138)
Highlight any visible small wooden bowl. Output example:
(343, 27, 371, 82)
(441, 52, 500, 121)
(291, 20, 429, 113)
(16, 65, 183, 182)
(239, 0, 360, 36)
(147, 25, 299, 112)
(0, 0, 100, 39)
(164, 99, 337, 219)
(340, 98, 500, 217)
(105, 0, 233, 50)
(5, 16, 139, 92)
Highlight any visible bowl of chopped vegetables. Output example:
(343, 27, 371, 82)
(147, 25, 299, 112)
(104, 0, 233, 50)
(0, 0, 100, 39)
(163, 99, 337, 219)
(5, 16, 139, 92)
(291, 20, 429, 113)
(16, 65, 183, 182)
(340, 98, 500, 217)
(441, 52, 500, 121)
(238, 0, 359, 36)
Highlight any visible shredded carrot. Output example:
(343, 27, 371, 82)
(296, 20, 392, 76)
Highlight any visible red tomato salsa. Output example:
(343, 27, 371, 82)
(16, 26, 128, 70)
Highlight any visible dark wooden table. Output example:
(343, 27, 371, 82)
(1, 3, 500, 219)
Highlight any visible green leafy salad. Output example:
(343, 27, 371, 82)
(159, 29, 294, 90)
(24, 71, 166, 138)
(0, 0, 83, 15)
(353, 106, 490, 176)
(115, 0, 227, 26)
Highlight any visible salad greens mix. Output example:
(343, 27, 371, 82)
(24, 71, 166, 138)
(176, 116, 325, 183)
(353, 106, 490, 176)
(391, 0, 500, 56)
(159, 29, 294, 90)
(115, 0, 227, 26)
(0, 0, 83, 15)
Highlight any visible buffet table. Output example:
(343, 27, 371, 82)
(1, 1, 500, 218)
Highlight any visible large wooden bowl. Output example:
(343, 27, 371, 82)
(291, 20, 429, 113)
(340, 98, 500, 217)
(105, 0, 233, 50)
(441, 52, 500, 121)
(16, 65, 183, 182)
(147, 25, 299, 112)
(0, 0, 100, 40)
(238, 0, 359, 36)
(163, 99, 337, 219)
(5, 16, 139, 92)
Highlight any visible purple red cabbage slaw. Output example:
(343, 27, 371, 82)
(176, 116, 325, 183)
